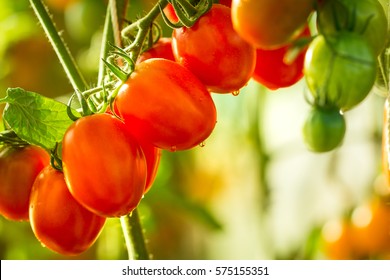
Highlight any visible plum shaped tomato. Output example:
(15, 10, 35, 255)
(172, 4, 256, 93)
(141, 141, 162, 194)
(304, 32, 377, 112)
(302, 106, 346, 153)
(231, 0, 314, 49)
(114, 58, 217, 151)
(62, 113, 147, 217)
(137, 37, 175, 63)
(29, 166, 106, 255)
(317, 0, 388, 56)
(0, 145, 49, 221)
(252, 25, 311, 90)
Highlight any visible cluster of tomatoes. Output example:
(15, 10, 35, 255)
(0, 0, 388, 257)
(303, 0, 388, 152)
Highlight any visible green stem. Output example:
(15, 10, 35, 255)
(122, 0, 169, 61)
(120, 209, 150, 260)
(29, 0, 88, 92)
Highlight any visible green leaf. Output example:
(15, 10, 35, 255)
(0, 88, 73, 151)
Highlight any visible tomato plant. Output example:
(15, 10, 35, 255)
(29, 165, 106, 255)
(114, 58, 217, 151)
(231, 0, 314, 49)
(302, 106, 346, 152)
(304, 32, 377, 112)
(172, 4, 256, 93)
(317, 0, 388, 55)
(62, 113, 147, 217)
(252, 25, 311, 90)
(0, 145, 49, 221)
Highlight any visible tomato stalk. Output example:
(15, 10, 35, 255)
(29, 0, 88, 92)
(121, 0, 169, 62)
(120, 210, 150, 260)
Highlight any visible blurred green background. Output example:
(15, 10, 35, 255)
(1, 0, 390, 260)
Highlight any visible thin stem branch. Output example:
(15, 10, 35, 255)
(29, 0, 88, 92)
(120, 209, 150, 260)
(122, 0, 168, 61)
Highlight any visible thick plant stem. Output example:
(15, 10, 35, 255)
(120, 209, 150, 260)
(29, 0, 88, 92)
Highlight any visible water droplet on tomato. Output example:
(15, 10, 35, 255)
(199, 141, 206, 148)
(170, 146, 177, 152)
(232, 90, 240, 96)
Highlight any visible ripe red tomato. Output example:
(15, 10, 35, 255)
(0, 145, 49, 221)
(114, 58, 217, 151)
(252, 25, 311, 90)
(163, 3, 179, 23)
(137, 38, 175, 63)
(172, 4, 256, 93)
(62, 113, 147, 217)
(231, 0, 314, 49)
(29, 166, 106, 255)
(142, 142, 162, 194)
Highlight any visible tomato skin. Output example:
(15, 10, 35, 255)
(62, 113, 147, 217)
(137, 38, 175, 63)
(231, 0, 314, 49)
(302, 106, 346, 152)
(252, 25, 311, 90)
(317, 0, 388, 55)
(114, 58, 217, 151)
(142, 143, 162, 194)
(304, 32, 377, 112)
(172, 4, 256, 93)
(0, 145, 49, 221)
(29, 166, 106, 255)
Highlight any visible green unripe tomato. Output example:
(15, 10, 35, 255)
(304, 32, 377, 112)
(302, 106, 346, 153)
(317, 0, 388, 55)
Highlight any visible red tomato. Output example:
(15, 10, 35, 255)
(62, 113, 147, 217)
(231, 0, 314, 49)
(29, 166, 106, 255)
(219, 0, 232, 7)
(114, 58, 217, 151)
(172, 4, 256, 93)
(142, 142, 162, 194)
(163, 3, 179, 23)
(137, 38, 175, 63)
(0, 145, 49, 221)
(252, 25, 311, 90)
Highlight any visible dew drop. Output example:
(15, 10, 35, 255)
(199, 141, 206, 148)
(232, 90, 240, 96)
(170, 146, 177, 152)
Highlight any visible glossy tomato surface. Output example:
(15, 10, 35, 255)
(29, 166, 106, 255)
(137, 37, 175, 63)
(304, 32, 377, 111)
(231, 0, 314, 49)
(62, 113, 147, 217)
(0, 145, 49, 221)
(114, 58, 217, 151)
(172, 4, 256, 93)
(252, 25, 311, 90)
